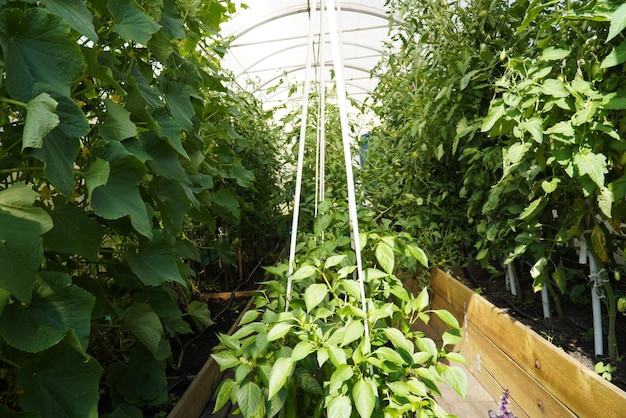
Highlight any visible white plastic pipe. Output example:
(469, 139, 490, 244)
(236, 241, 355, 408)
(324, 0, 370, 345)
(286, 4, 317, 304)
(506, 263, 518, 296)
(588, 252, 604, 356)
(541, 286, 550, 319)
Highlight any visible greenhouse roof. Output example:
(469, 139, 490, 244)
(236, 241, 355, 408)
(220, 1, 398, 113)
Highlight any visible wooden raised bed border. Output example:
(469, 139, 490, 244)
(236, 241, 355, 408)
(167, 294, 256, 418)
(419, 268, 626, 418)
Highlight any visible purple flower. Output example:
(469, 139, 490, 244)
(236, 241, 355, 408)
(488, 389, 517, 418)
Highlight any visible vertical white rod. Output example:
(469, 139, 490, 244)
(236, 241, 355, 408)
(506, 263, 518, 296)
(588, 252, 604, 356)
(324, 0, 369, 345)
(286, 4, 317, 304)
(319, 0, 326, 205)
(541, 286, 550, 319)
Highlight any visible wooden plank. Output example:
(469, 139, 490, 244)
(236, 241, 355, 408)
(433, 295, 574, 417)
(203, 290, 255, 300)
(413, 321, 522, 417)
(429, 268, 626, 418)
(426, 293, 555, 417)
(168, 296, 256, 418)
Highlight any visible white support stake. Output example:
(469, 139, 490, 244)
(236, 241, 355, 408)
(286, 4, 317, 304)
(541, 285, 550, 319)
(506, 263, 518, 296)
(588, 252, 604, 357)
(324, 0, 370, 347)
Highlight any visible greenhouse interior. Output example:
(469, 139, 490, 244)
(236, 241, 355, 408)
(2, 1, 626, 417)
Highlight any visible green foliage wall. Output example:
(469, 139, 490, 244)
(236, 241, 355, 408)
(0, 1, 285, 416)
(370, 0, 625, 269)
(369, 0, 626, 360)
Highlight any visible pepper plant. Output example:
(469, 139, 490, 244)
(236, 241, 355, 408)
(212, 201, 467, 418)
(0, 1, 285, 416)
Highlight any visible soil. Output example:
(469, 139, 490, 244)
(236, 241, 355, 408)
(143, 256, 274, 417)
(451, 264, 626, 393)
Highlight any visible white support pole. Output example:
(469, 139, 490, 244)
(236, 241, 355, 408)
(588, 251, 604, 356)
(324, 0, 369, 346)
(319, 0, 326, 206)
(286, 4, 317, 305)
(541, 286, 550, 319)
(506, 263, 518, 296)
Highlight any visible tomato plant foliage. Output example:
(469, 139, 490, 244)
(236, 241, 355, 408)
(369, 0, 626, 361)
(0, 1, 285, 416)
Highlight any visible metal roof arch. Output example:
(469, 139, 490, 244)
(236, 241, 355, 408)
(226, 2, 399, 42)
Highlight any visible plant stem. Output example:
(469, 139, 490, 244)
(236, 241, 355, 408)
(0, 97, 27, 108)
(604, 281, 619, 361)
(0, 166, 43, 176)
(0, 354, 20, 369)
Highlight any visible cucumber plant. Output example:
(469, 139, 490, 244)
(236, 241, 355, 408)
(0, 1, 285, 416)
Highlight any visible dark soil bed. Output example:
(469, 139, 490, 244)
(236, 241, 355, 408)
(451, 264, 626, 393)
(143, 256, 275, 417)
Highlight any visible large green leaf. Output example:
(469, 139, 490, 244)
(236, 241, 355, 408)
(441, 364, 468, 398)
(106, 344, 167, 407)
(0, 211, 42, 303)
(45, 0, 98, 41)
(43, 198, 104, 261)
(0, 183, 52, 234)
(237, 380, 264, 418)
(573, 148, 608, 188)
(17, 340, 102, 418)
(607, 3, 626, 42)
(32, 93, 88, 196)
(99, 99, 138, 141)
(33, 131, 79, 197)
(82, 46, 124, 94)
(152, 108, 189, 159)
(609, 175, 626, 200)
(0, 8, 84, 102)
(144, 134, 187, 181)
(481, 102, 505, 133)
(84, 158, 110, 201)
(0, 271, 95, 354)
(154, 177, 191, 233)
(375, 241, 395, 274)
(304, 284, 328, 313)
(601, 40, 626, 68)
(268, 357, 294, 400)
(540, 47, 571, 61)
(327, 394, 352, 418)
(159, 0, 185, 40)
(90, 141, 152, 238)
(126, 66, 161, 113)
(23, 93, 59, 150)
(164, 82, 194, 132)
(541, 79, 570, 98)
(518, 196, 547, 221)
(122, 302, 168, 360)
(211, 188, 241, 221)
(127, 230, 185, 286)
(107, 0, 161, 45)
(353, 378, 376, 418)
(187, 300, 213, 329)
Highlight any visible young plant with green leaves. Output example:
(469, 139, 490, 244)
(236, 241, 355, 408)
(212, 202, 467, 418)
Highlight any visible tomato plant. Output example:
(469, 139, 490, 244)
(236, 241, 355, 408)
(368, 0, 626, 362)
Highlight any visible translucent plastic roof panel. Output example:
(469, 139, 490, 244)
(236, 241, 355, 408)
(221, 1, 397, 112)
